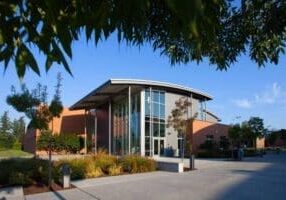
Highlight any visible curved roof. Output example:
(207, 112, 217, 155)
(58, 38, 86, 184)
(70, 79, 213, 110)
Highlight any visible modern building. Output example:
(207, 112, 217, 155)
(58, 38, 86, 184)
(69, 79, 224, 157)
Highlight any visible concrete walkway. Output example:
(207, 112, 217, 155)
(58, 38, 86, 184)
(0, 186, 24, 200)
(25, 153, 286, 200)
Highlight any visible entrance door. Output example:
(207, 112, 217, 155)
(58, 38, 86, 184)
(153, 138, 164, 157)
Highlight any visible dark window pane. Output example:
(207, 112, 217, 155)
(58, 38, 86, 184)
(153, 122, 159, 137)
(160, 124, 165, 137)
(145, 123, 150, 137)
(145, 137, 150, 151)
(154, 139, 158, 155)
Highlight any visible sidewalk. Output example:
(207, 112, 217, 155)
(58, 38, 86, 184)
(0, 186, 24, 200)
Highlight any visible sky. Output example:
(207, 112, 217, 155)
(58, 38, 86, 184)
(0, 33, 285, 130)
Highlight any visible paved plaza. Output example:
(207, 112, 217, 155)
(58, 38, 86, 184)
(4, 152, 286, 200)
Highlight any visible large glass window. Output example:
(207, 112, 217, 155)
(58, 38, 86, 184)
(113, 92, 140, 155)
(131, 93, 140, 154)
(145, 89, 166, 156)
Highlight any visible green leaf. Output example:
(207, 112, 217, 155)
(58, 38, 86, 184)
(52, 40, 73, 76)
(0, 29, 4, 45)
(15, 46, 27, 79)
(22, 45, 40, 76)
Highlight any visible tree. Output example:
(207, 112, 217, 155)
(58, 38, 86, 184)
(247, 117, 265, 149)
(6, 73, 63, 188)
(11, 117, 26, 142)
(7, 73, 63, 131)
(167, 97, 197, 169)
(0, 111, 11, 135)
(0, 1, 285, 78)
(228, 124, 242, 148)
(0, 111, 14, 149)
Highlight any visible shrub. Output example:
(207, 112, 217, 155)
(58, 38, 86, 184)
(54, 158, 86, 180)
(9, 172, 32, 185)
(120, 155, 156, 173)
(38, 131, 82, 154)
(85, 161, 103, 178)
(108, 165, 122, 176)
(0, 158, 49, 186)
(12, 140, 22, 150)
(37, 130, 54, 153)
(93, 151, 117, 173)
(63, 134, 81, 153)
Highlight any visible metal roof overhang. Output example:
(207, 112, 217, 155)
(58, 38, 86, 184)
(69, 79, 213, 110)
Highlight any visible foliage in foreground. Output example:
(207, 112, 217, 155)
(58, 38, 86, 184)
(1, 1, 285, 78)
(0, 153, 156, 186)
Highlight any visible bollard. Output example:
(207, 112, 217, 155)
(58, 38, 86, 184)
(61, 164, 71, 189)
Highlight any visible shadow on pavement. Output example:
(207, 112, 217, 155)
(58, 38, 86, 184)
(214, 153, 286, 200)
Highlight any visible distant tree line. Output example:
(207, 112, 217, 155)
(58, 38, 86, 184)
(0, 111, 26, 150)
(199, 116, 266, 153)
(228, 117, 265, 149)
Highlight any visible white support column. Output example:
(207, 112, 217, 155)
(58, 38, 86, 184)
(149, 87, 152, 157)
(140, 90, 145, 156)
(128, 86, 131, 155)
(190, 93, 193, 118)
(108, 101, 112, 155)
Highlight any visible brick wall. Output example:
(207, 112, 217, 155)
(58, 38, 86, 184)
(191, 120, 230, 153)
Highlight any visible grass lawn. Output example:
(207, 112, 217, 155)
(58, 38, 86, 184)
(0, 149, 33, 158)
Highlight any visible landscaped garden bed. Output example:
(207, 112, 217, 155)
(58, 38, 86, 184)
(0, 151, 156, 194)
(23, 182, 76, 195)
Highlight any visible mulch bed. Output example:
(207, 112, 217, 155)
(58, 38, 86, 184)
(23, 182, 76, 195)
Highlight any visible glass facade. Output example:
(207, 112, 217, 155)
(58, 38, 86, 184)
(113, 92, 140, 155)
(145, 89, 166, 156)
(113, 99, 129, 155)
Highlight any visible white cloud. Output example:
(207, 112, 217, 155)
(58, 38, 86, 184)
(254, 82, 283, 104)
(234, 99, 252, 109)
(233, 82, 286, 109)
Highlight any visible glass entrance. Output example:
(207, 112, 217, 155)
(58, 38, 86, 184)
(153, 138, 164, 156)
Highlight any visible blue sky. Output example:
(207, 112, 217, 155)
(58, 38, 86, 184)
(0, 34, 285, 130)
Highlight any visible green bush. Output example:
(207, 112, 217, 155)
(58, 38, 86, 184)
(120, 155, 156, 173)
(108, 165, 122, 176)
(63, 134, 81, 153)
(54, 158, 87, 180)
(93, 151, 117, 173)
(0, 134, 15, 149)
(38, 131, 82, 154)
(0, 158, 49, 186)
(12, 140, 22, 150)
